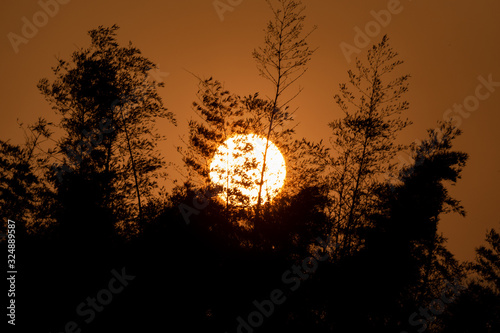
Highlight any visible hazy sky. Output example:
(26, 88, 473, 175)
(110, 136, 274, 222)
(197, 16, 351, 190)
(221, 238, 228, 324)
(1, 0, 499, 261)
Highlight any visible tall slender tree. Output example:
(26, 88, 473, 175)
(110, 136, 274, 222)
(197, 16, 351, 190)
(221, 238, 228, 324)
(328, 35, 411, 256)
(252, 0, 317, 215)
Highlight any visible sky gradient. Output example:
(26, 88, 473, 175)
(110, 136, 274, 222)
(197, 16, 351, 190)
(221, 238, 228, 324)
(1, 0, 499, 261)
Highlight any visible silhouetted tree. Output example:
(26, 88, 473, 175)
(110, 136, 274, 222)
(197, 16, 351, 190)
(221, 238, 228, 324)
(288, 121, 469, 332)
(328, 34, 411, 256)
(0, 119, 55, 234)
(435, 226, 500, 332)
(178, 77, 270, 219)
(179, 73, 326, 222)
(370, 121, 467, 331)
(38, 24, 175, 236)
(253, 0, 317, 214)
(178, 0, 325, 238)
(472, 227, 500, 294)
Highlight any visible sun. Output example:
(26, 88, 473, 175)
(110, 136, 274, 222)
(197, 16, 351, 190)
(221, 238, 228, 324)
(209, 134, 286, 206)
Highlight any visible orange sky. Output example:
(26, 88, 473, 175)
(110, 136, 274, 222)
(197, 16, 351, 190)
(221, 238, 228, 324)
(1, 0, 499, 261)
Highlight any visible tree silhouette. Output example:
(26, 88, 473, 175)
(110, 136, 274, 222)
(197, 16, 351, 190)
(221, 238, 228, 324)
(435, 227, 500, 332)
(179, 77, 272, 221)
(178, 0, 327, 248)
(0, 118, 55, 234)
(275, 121, 468, 332)
(253, 0, 317, 215)
(369, 121, 468, 331)
(472, 227, 500, 294)
(328, 35, 411, 256)
(38, 25, 175, 236)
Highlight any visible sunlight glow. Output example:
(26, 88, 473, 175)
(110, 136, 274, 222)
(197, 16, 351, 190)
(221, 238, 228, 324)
(209, 134, 286, 206)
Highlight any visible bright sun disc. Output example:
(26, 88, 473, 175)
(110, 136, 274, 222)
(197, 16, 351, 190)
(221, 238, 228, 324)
(209, 134, 286, 206)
